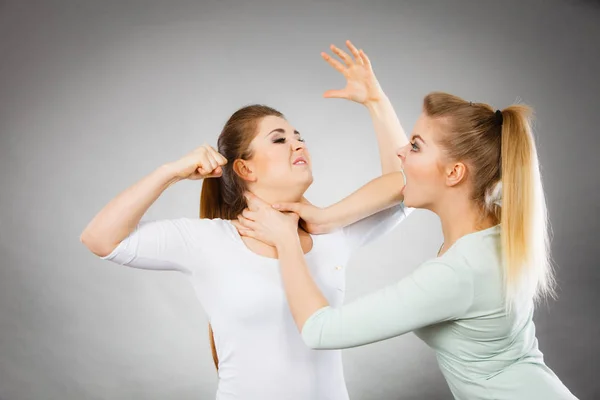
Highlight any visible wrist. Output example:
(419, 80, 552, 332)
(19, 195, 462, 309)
(363, 93, 390, 111)
(157, 164, 184, 187)
(321, 206, 343, 230)
(274, 232, 302, 252)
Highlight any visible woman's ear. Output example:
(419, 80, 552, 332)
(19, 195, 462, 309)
(233, 159, 257, 182)
(445, 161, 467, 187)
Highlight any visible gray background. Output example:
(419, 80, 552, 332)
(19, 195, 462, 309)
(1, 0, 598, 399)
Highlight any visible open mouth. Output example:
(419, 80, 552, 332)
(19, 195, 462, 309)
(293, 156, 308, 165)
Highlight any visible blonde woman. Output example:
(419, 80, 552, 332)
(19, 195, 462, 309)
(237, 87, 578, 399)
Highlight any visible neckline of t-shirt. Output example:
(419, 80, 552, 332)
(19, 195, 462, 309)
(222, 219, 318, 263)
(436, 224, 500, 259)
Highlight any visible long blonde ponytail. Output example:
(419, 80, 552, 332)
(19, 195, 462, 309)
(499, 106, 555, 308)
(423, 92, 556, 310)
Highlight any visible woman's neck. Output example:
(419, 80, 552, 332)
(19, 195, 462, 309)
(243, 187, 308, 234)
(248, 187, 304, 206)
(436, 198, 496, 256)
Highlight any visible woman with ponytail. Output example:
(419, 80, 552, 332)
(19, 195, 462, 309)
(237, 93, 577, 398)
(80, 41, 413, 400)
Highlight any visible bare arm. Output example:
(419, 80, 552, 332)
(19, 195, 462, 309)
(322, 170, 404, 229)
(271, 42, 411, 235)
(323, 42, 408, 174)
(234, 194, 470, 339)
(80, 165, 181, 257)
(365, 95, 408, 174)
(80, 145, 226, 257)
(277, 171, 405, 234)
(277, 236, 472, 345)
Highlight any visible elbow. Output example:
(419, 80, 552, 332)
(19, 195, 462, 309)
(300, 324, 324, 350)
(79, 230, 113, 258)
(303, 336, 322, 350)
(299, 307, 333, 349)
(302, 336, 320, 350)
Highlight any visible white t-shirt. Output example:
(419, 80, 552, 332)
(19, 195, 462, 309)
(101, 203, 411, 400)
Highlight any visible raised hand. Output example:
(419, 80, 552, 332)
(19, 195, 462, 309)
(321, 40, 384, 105)
(166, 144, 227, 180)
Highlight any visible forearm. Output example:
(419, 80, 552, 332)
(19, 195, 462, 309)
(324, 171, 405, 230)
(276, 236, 329, 331)
(365, 95, 408, 174)
(80, 164, 181, 256)
(300, 262, 474, 350)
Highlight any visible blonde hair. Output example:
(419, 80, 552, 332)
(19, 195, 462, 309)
(423, 92, 556, 309)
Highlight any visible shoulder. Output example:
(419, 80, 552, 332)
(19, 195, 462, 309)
(179, 217, 233, 230)
(443, 225, 502, 275)
(413, 259, 474, 289)
(410, 259, 474, 313)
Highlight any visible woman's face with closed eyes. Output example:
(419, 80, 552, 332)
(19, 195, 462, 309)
(236, 115, 313, 194)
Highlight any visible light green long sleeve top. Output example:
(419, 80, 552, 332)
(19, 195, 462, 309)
(302, 225, 577, 400)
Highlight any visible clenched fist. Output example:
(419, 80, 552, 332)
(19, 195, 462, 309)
(166, 144, 228, 180)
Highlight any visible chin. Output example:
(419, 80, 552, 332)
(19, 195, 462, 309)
(294, 173, 313, 192)
(404, 198, 433, 211)
(402, 198, 415, 208)
(401, 193, 420, 209)
(305, 173, 314, 185)
(298, 175, 313, 191)
(294, 168, 313, 184)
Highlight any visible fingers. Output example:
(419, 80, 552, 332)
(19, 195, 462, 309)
(197, 152, 216, 175)
(345, 40, 363, 65)
(230, 219, 245, 232)
(232, 220, 259, 240)
(189, 144, 224, 177)
(204, 150, 219, 172)
(323, 89, 348, 99)
(237, 228, 258, 240)
(207, 146, 228, 166)
(330, 44, 353, 67)
(205, 146, 228, 173)
(321, 52, 347, 76)
(321, 41, 368, 78)
(206, 166, 223, 178)
(206, 147, 227, 177)
(237, 213, 258, 230)
(359, 49, 372, 71)
(244, 192, 258, 211)
(241, 208, 257, 221)
(272, 202, 301, 213)
(243, 191, 269, 211)
(196, 163, 213, 176)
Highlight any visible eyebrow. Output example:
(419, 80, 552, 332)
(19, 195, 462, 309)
(411, 134, 426, 144)
(266, 128, 301, 137)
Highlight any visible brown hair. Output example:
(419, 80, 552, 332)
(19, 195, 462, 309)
(200, 104, 285, 370)
(423, 92, 555, 310)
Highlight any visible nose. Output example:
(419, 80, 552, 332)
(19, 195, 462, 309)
(293, 138, 305, 151)
(397, 143, 409, 162)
